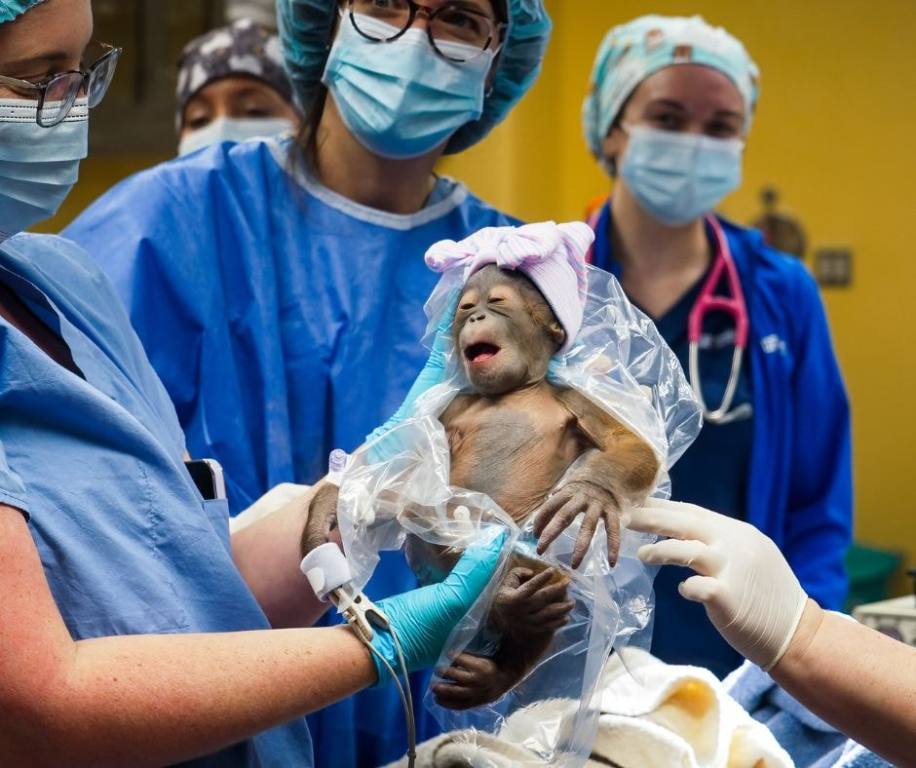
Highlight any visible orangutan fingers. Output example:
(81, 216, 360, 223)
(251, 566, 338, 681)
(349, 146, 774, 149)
(530, 599, 576, 625)
(501, 566, 535, 591)
(512, 567, 558, 600)
(447, 652, 496, 675)
(603, 505, 622, 567)
(522, 578, 571, 610)
(437, 663, 479, 685)
(570, 502, 602, 569)
(532, 489, 573, 537)
(432, 682, 486, 710)
(536, 498, 585, 555)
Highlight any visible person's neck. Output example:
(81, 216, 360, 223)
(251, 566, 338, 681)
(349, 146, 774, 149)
(610, 183, 712, 319)
(312, 98, 440, 215)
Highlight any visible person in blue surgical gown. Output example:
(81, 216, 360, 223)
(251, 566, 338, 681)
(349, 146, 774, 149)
(64, 1, 553, 764)
(0, 1, 503, 766)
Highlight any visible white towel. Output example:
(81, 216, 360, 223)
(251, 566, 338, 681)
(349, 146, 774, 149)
(380, 729, 544, 768)
(383, 651, 795, 768)
(590, 649, 794, 768)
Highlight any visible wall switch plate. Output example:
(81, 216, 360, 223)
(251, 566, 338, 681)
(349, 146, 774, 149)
(814, 247, 853, 287)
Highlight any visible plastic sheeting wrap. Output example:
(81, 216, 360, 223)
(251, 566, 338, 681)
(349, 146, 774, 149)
(336, 264, 702, 766)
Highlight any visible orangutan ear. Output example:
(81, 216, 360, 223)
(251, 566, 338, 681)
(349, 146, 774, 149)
(550, 322, 566, 351)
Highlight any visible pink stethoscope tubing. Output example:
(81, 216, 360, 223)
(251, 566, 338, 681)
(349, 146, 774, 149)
(688, 216, 749, 424)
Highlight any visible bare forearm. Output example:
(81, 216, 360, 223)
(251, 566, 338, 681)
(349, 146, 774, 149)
(8, 627, 373, 768)
(770, 601, 916, 764)
(231, 486, 327, 628)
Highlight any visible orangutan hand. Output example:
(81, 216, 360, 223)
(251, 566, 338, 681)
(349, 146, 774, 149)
(533, 480, 621, 568)
(490, 566, 574, 639)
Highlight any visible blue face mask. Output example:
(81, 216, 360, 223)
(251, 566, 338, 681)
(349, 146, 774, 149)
(322, 13, 494, 159)
(178, 116, 296, 157)
(619, 125, 744, 227)
(0, 98, 89, 242)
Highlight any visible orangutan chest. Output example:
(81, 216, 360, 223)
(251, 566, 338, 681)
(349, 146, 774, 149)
(444, 400, 583, 522)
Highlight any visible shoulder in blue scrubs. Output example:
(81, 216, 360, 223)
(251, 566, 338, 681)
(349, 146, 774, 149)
(0, 233, 311, 766)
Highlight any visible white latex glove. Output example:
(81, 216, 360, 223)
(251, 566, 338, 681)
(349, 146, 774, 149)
(628, 498, 808, 670)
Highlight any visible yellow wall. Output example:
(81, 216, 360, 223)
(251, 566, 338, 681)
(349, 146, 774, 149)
(440, 0, 916, 588)
(41, 0, 916, 590)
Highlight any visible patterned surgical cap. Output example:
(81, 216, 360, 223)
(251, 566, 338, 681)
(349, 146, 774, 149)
(583, 15, 760, 159)
(176, 18, 294, 132)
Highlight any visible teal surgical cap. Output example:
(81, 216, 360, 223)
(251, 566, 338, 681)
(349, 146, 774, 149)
(583, 15, 760, 159)
(0, 0, 45, 25)
(277, 0, 552, 154)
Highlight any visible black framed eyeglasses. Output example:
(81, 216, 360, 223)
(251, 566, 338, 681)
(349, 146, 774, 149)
(346, 0, 505, 63)
(0, 41, 122, 128)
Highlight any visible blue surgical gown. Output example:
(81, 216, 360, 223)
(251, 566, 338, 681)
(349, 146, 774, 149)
(0, 233, 312, 766)
(64, 138, 517, 767)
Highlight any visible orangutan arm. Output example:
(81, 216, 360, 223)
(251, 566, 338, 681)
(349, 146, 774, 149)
(534, 388, 660, 568)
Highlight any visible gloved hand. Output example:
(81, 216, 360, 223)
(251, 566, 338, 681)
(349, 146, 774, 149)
(628, 498, 808, 670)
(370, 531, 506, 686)
(365, 289, 460, 447)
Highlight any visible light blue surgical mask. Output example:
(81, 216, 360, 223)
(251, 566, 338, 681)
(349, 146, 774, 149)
(0, 97, 89, 242)
(322, 13, 494, 159)
(177, 116, 296, 157)
(619, 125, 744, 227)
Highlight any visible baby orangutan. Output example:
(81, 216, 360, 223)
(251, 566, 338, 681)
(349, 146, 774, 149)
(426, 264, 659, 708)
(301, 263, 660, 709)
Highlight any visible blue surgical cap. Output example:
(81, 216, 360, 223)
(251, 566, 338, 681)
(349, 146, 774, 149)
(277, 0, 552, 154)
(0, 0, 46, 25)
(583, 15, 760, 159)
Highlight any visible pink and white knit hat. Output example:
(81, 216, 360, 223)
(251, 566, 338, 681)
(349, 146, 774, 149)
(425, 221, 595, 353)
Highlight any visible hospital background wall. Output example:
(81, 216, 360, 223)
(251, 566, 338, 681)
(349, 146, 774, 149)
(40, 0, 916, 593)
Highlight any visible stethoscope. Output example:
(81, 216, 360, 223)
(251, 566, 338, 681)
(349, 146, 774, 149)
(688, 216, 752, 425)
(586, 208, 753, 426)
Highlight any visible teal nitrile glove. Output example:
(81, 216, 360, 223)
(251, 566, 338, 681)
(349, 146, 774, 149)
(546, 356, 564, 383)
(365, 289, 460, 447)
(370, 530, 506, 687)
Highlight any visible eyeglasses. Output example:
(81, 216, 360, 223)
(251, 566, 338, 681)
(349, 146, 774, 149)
(346, 0, 504, 63)
(0, 41, 122, 128)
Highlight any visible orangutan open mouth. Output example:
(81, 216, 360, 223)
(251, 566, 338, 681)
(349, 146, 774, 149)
(465, 342, 501, 364)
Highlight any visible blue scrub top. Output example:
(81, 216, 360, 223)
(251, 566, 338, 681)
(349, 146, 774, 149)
(64, 138, 518, 767)
(590, 200, 852, 675)
(0, 233, 312, 766)
(591, 205, 753, 677)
